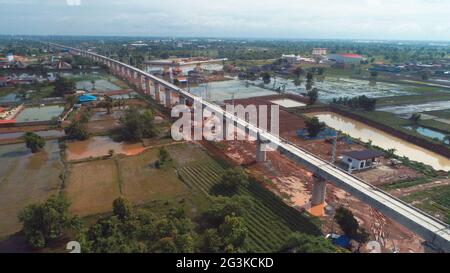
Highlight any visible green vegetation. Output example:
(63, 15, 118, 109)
(178, 160, 322, 252)
(409, 113, 422, 125)
(261, 72, 271, 84)
(305, 117, 326, 137)
(78, 202, 197, 253)
(216, 168, 249, 194)
(119, 106, 156, 141)
(65, 120, 89, 140)
(334, 207, 370, 249)
(97, 100, 113, 114)
(54, 76, 76, 96)
(306, 88, 319, 105)
(22, 132, 46, 153)
(18, 195, 80, 249)
(401, 185, 450, 224)
(381, 176, 438, 191)
(155, 148, 172, 169)
(332, 95, 377, 111)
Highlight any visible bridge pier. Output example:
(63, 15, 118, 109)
(165, 89, 172, 108)
(256, 133, 269, 162)
(311, 175, 327, 207)
(154, 83, 161, 104)
(146, 79, 152, 96)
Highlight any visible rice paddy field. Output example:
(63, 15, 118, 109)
(0, 141, 63, 238)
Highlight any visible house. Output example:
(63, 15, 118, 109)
(341, 150, 384, 172)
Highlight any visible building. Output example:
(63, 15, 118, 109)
(328, 53, 364, 64)
(281, 54, 301, 64)
(341, 150, 384, 172)
(312, 48, 328, 56)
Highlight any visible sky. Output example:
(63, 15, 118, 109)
(0, 0, 449, 41)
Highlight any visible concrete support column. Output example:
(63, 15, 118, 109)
(256, 133, 268, 162)
(311, 175, 327, 207)
(140, 75, 146, 91)
(145, 79, 151, 96)
(154, 83, 161, 103)
(165, 89, 172, 108)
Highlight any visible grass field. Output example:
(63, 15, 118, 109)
(176, 144, 321, 253)
(401, 185, 450, 224)
(423, 110, 450, 120)
(118, 148, 190, 206)
(0, 141, 63, 238)
(64, 159, 121, 217)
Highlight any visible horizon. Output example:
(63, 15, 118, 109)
(1, 0, 450, 41)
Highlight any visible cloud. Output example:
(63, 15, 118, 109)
(0, 0, 449, 40)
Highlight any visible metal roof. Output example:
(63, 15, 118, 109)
(342, 150, 384, 160)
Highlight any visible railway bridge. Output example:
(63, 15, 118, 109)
(50, 43, 450, 252)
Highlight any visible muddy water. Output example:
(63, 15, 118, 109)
(66, 136, 145, 161)
(307, 112, 450, 171)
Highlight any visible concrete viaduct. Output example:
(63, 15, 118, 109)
(50, 43, 450, 252)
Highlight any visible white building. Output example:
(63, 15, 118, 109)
(281, 54, 301, 64)
(312, 48, 328, 56)
(341, 150, 384, 172)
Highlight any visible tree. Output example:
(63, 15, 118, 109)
(305, 117, 326, 137)
(219, 215, 248, 252)
(386, 148, 397, 159)
(293, 67, 303, 78)
(65, 120, 89, 140)
(307, 88, 319, 105)
(54, 76, 76, 96)
(119, 107, 156, 141)
(218, 168, 249, 193)
(420, 70, 431, 81)
(98, 100, 113, 114)
(18, 195, 78, 248)
(261, 72, 271, 84)
(113, 197, 133, 221)
(202, 196, 252, 228)
(334, 207, 359, 238)
(409, 113, 421, 125)
(306, 72, 314, 91)
(22, 132, 45, 153)
(281, 233, 339, 253)
(199, 229, 223, 253)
